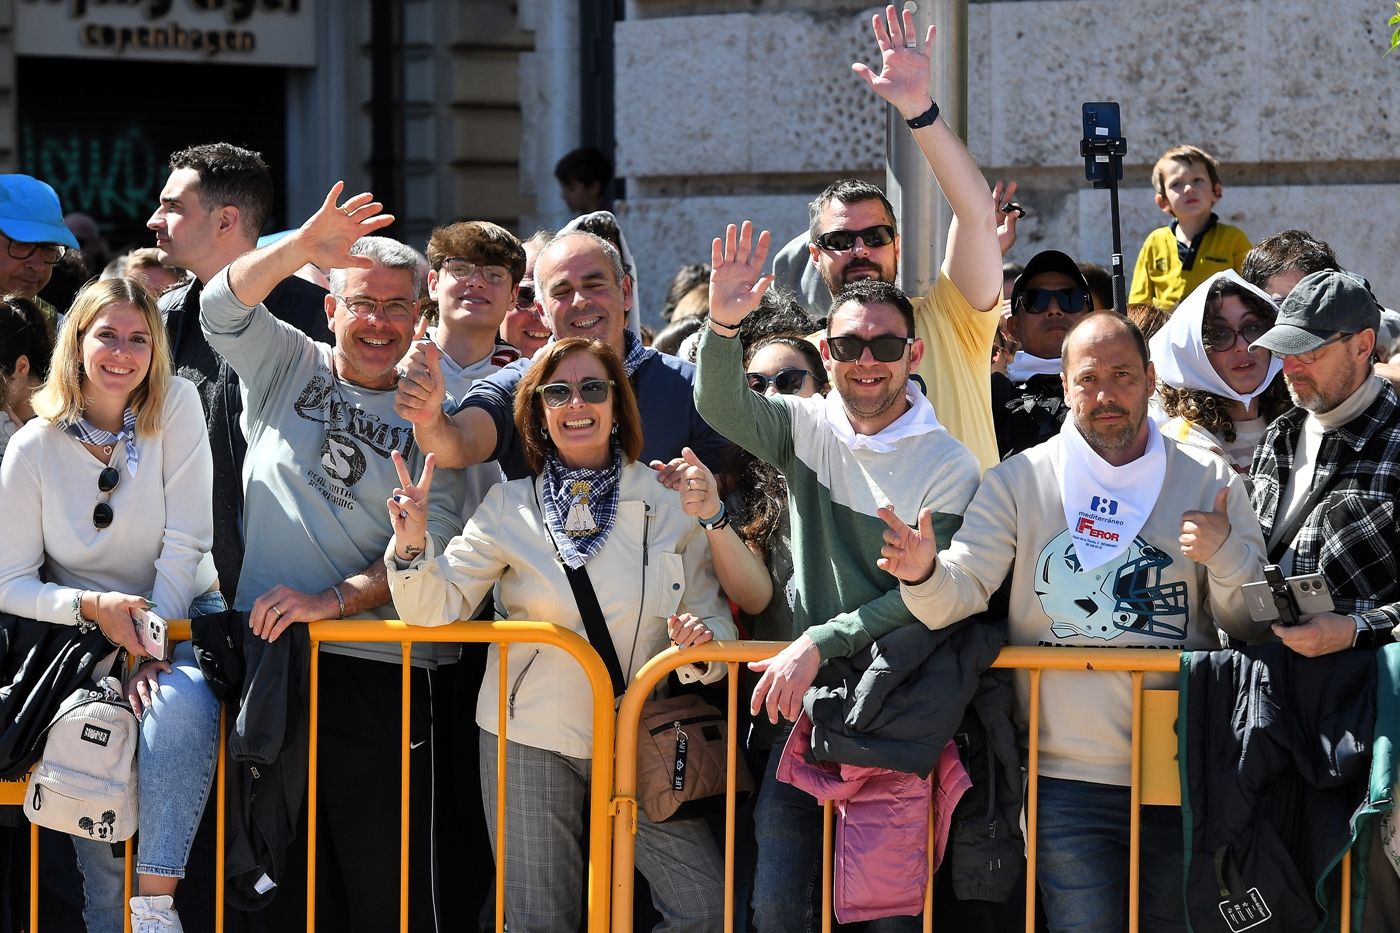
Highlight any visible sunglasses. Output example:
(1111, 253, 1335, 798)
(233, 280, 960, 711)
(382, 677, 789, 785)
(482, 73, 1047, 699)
(93, 466, 120, 530)
(826, 334, 913, 363)
(1018, 287, 1091, 315)
(1202, 319, 1273, 354)
(813, 224, 895, 253)
(515, 283, 536, 310)
(535, 378, 614, 408)
(746, 368, 812, 395)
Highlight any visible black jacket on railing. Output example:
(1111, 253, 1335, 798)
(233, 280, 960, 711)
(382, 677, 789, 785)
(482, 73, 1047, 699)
(192, 610, 310, 912)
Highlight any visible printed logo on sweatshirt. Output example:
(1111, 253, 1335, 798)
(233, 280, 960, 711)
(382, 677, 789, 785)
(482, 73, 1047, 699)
(293, 370, 417, 507)
(1032, 529, 1188, 642)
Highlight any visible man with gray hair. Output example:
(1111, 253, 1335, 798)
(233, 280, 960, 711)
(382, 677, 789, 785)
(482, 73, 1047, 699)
(200, 183, 459, 931)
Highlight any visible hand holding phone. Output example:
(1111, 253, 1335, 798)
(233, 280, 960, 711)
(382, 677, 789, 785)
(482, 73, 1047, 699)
(137, 609, 169, 661)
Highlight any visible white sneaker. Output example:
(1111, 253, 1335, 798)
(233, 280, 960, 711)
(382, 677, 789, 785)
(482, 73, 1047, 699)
(129, 895, 184, 932)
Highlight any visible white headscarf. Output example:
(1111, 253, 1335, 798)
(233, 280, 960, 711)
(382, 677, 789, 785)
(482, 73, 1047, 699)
(1148, 270, 1282, 406)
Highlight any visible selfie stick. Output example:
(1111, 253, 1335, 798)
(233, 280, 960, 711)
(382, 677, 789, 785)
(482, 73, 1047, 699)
(1080, 128, 1128, 314)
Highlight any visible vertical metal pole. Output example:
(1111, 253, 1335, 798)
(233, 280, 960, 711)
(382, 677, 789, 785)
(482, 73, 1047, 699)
(888, 0, 967, 298)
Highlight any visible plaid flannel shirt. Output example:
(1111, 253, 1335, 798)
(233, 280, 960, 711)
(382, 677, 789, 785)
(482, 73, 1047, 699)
(1250, 377, 1400, 638)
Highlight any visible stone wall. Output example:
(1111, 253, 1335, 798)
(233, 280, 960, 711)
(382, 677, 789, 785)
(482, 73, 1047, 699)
(610, 1, 1400, 325)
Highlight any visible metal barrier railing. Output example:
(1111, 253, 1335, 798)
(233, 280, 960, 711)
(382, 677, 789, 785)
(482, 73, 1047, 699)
(8, 619, 617, 933)
(611, 641, 1356, 933)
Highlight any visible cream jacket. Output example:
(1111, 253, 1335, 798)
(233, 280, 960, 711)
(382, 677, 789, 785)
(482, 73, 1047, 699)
(387, 460, 735, 758)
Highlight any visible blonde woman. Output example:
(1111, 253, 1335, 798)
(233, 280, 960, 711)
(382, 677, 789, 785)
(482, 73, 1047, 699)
(0, 278, 221, 933)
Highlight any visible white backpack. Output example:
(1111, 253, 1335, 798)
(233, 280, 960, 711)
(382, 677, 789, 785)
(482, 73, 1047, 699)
(23, 677, 139, 842)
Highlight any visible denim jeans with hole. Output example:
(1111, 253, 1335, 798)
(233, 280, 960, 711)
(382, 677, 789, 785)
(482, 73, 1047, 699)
(1035, 776, 1187, 933)
(73, 590, 225, 933)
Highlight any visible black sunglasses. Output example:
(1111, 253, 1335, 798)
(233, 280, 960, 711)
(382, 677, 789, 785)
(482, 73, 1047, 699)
(1018, 287, 1091, 315)
(826, 334, 913, 363)
(814, 224, 895, 253)
(515, 283, 535, 309)
(1202, 319, 1273, 354)
(535, 378, 614, 408)
(746, 368, 812, 395)
(93, 466, 120, 530)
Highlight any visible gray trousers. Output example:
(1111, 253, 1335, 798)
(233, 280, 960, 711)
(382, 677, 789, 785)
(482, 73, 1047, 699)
(479, 732, 724, 933)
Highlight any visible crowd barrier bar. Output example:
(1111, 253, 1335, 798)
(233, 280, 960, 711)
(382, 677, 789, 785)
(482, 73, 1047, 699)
(613, 642, 1355, 933)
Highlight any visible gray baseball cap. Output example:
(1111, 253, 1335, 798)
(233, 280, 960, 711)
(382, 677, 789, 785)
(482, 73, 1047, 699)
(1249, 270, 1380, 356)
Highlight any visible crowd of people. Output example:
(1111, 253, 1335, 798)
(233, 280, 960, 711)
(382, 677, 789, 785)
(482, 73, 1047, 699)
(2, 4, 1399, 932)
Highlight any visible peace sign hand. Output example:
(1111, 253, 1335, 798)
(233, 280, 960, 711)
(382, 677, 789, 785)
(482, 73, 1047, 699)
(387, 450, 435, 562)
(708, 221, 774, 329)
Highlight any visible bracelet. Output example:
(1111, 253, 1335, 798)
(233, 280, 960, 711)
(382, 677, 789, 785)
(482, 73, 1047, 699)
(707, 318, 741, 337)
(905, 100, 940, 129)
(72, 591, 96, 633)
(697, 502, 730, 531)
(329, 584, 346, 620)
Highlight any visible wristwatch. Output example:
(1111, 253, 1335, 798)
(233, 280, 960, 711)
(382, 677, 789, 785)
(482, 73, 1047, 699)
(1352, 613, 1379, 650)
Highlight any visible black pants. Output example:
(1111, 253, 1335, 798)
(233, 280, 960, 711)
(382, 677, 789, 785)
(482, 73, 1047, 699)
(233, 652, 443, 933)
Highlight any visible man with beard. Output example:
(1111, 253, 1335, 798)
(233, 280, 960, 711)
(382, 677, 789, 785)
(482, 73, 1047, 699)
(879, 311, 1267, 933)
(201, 184, 461, 931)
(789, 6, 1004, 472)
(1247, 270, 1400, 657)
(696, 220, 982, 931)
(992, 250, 1094, 458)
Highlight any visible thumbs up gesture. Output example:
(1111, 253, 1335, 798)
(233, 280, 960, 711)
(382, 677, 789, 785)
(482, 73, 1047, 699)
(1179, 487, 1232, 563)
(649, 446, 721, 520)
(393, 317, 446, 426)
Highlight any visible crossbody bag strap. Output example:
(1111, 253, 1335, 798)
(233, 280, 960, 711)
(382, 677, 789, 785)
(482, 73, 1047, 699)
(535, 484, 627, 697)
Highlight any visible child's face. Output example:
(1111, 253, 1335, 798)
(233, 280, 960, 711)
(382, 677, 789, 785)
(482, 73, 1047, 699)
(1155, 159, 1221, 222)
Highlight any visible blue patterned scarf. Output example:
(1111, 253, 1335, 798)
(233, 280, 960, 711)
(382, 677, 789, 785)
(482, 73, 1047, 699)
(541, 444, 623, 569)
(66, 409, 139, 475)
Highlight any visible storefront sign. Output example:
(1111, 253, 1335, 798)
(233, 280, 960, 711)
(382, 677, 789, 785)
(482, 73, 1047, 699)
(15, 0, 317, 67)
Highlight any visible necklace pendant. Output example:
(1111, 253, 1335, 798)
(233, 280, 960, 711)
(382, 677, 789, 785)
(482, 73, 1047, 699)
(564, 479, 597, 536)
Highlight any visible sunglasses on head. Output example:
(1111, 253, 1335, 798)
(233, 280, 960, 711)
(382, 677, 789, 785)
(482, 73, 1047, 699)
(93, 466, 120, 530)
(746, 368, 812, 395)
(1018, 287, 1091, 315)
(1201, 318, 1273, 354)
(535, 378, 614, 408)
(814, 224, 896, 253)
(826, 334, 913, 363)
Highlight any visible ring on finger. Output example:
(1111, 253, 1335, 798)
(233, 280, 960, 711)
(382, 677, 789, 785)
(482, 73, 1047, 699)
(272, 605, 284, 617)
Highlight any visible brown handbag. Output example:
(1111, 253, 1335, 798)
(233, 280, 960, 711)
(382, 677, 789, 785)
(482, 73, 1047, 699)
(552, 538, 751, 822)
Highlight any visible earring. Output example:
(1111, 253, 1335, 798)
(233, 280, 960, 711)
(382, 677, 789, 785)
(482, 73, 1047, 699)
(540, 425, 549, 439)
(611, 422, 618, 436)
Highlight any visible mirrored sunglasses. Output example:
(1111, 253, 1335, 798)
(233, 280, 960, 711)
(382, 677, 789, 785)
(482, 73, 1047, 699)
(746, 368, 812, 395)
(814, 224, 895, 253)
(536, 378, 614, 408)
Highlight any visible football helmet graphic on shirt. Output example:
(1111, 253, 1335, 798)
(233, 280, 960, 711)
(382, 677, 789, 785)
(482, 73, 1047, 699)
(1033, 529, 1189, 641)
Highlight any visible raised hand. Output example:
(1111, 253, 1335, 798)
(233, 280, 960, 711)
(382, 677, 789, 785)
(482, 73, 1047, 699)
(394, 318, 446, 426)
(1179, 487, 1231, 563)
(992, 179, 1022, 256)
(295, 181, 396, 272)
(387, 450, 435, 561)
(876, 505, 938, 584)
(851, 4, 937, 120)
(708, 221, 774, 329)
(649, 446, 721, 520)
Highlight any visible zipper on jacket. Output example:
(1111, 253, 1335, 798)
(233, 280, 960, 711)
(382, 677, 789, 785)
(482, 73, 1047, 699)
(621, 503, 654, 688)
(508, 649, 541, 719)
(642, 502, 652, 568)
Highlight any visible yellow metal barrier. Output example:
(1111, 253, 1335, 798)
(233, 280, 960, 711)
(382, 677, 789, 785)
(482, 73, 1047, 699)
(612, 641, 1355, 933)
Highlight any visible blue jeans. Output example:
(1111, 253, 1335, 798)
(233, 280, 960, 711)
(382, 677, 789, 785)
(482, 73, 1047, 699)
(750, 739, 919, 933)
(73, 590, 224, 933)
(1035, 776, 1186, 933)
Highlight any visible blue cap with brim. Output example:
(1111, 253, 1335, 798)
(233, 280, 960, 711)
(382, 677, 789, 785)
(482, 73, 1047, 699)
(1249, 270, 1381, 356)
(0, 175, 80, 248)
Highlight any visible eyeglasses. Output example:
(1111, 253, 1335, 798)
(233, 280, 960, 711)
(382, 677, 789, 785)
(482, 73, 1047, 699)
(826, 333, 913, 363)
(515, 283, 536, 310)
(337, 295, 417, 322)
(1275, 332, 1349, 364)
(535, 378, 614, 408)
(746, 368, 812, 395)
(1202, 318, 1273, 353)
(441, 258, 510, 285)
(4, 237, 66, 265)
(92, 466, 120, 530)
(813, 224, 896, 253)
(1018, 287, 1091, 315)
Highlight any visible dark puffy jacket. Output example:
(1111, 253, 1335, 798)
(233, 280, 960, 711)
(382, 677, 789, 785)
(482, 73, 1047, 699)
(0, 613, 111, 779)
(1182, 643, 1376, 933)
(192, 610, 309, 911)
